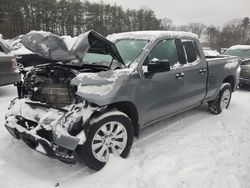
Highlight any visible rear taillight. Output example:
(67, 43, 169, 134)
(11, 58, 17, 70)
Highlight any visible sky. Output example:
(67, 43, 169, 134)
(89, 0, 249, 27)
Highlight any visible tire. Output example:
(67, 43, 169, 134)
(208, 83, 232, 114)
(76, 109, 134, 171)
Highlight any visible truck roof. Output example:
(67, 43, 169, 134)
(107, 30, 198, 42)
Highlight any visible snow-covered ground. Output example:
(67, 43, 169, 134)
(0, 85, 250, 188)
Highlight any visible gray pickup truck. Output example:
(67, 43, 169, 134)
(5, 30, 240, 170)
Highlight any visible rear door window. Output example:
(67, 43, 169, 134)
(181, 40, 200, 63)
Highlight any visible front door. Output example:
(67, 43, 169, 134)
(136, 39, 188, 127)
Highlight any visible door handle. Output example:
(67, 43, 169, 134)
(176, 72, 185, 79)
(199, 68, 206, 74)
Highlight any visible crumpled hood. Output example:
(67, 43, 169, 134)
(21, 30, 124, 64)
(71, 69, 133, 105)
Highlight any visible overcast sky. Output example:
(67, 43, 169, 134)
(90, 0, 249, 26)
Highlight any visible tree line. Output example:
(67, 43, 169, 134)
(162, 17, 250, 50)
(0, 0, 161, 38)
(0, 0, 249, 49)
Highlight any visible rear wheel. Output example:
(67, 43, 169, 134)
(208, 83, 232, 114)
(76, 110, 134, 171)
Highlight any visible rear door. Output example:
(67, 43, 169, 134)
(177, 39, 208, 107)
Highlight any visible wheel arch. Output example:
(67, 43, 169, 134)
(223, 75, 235, 91)
(108, 101, 140, 137)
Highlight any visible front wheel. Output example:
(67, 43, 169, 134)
(76, 110, 134, 171)
(208, 83, 232, 114)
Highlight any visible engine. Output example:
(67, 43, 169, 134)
(20, 64, 78, 108)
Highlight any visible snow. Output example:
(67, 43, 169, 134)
(107, 30, 198, 42)
(228, 45, 250, 50)
(203, 49, 221, 56)
(72, 69, 132, 97)
(5, 97, 94, 148)
(1, 85, 250, 188)
(77, 84, 114, 96)
(61, 36, 79, 51)
(0, 51, 14, 57)
(12, 46, 34, 55)
(224, 59, 239, 69)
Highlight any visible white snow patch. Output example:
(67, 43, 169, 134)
(6, 98, 94, 143)
(203, 49, 221, 56)
(12, 45, 34, 55)
(0, 51, 14, 57)
(36, 144, 47, 154)
(1, 85, 250, 188)
(61, 36, 79, 51)
(77, 83, 114, 96)
(76, 131, 86, 145)
(107, 30, 198, 42)
(73, 68, 132, 97)
(224, 59, 239, 69)
(228, 45, 250, 50)
(0, 159, 5, 176)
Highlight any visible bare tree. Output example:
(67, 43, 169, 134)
(161, 17, 174, 30)
(218, 19, 243, 47)
(242, 17, 250, 43)
(188, 22, 207, 38)
(176, 25, 190, 32)
(205, 26, 220, 48)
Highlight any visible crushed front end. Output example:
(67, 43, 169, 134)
(4, 30, 129, 166)
(4, 64, 98, 164)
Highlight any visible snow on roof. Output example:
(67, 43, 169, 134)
(228, 45, 250, 50)
(107, 30, 198, 42)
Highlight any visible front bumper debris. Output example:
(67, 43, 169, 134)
(5, 98, 95, 164)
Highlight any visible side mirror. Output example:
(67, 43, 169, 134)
(148, 60, 170, 73)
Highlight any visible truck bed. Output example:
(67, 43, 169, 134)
(204, 55, 240, 102)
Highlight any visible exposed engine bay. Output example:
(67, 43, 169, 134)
(21, 64, 77, 108)
(16, 63, 112, 109)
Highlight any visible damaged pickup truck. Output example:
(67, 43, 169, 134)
(5, 30, 240, 170)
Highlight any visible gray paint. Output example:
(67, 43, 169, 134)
(5, 31, 240, 153)
(74, 31, 240, 129)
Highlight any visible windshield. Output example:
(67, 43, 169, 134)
(82, 53, 112, 65)
(75, 39, 148, 67)
(115, 39, 149, 65)
(225, 48, 250, 59)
